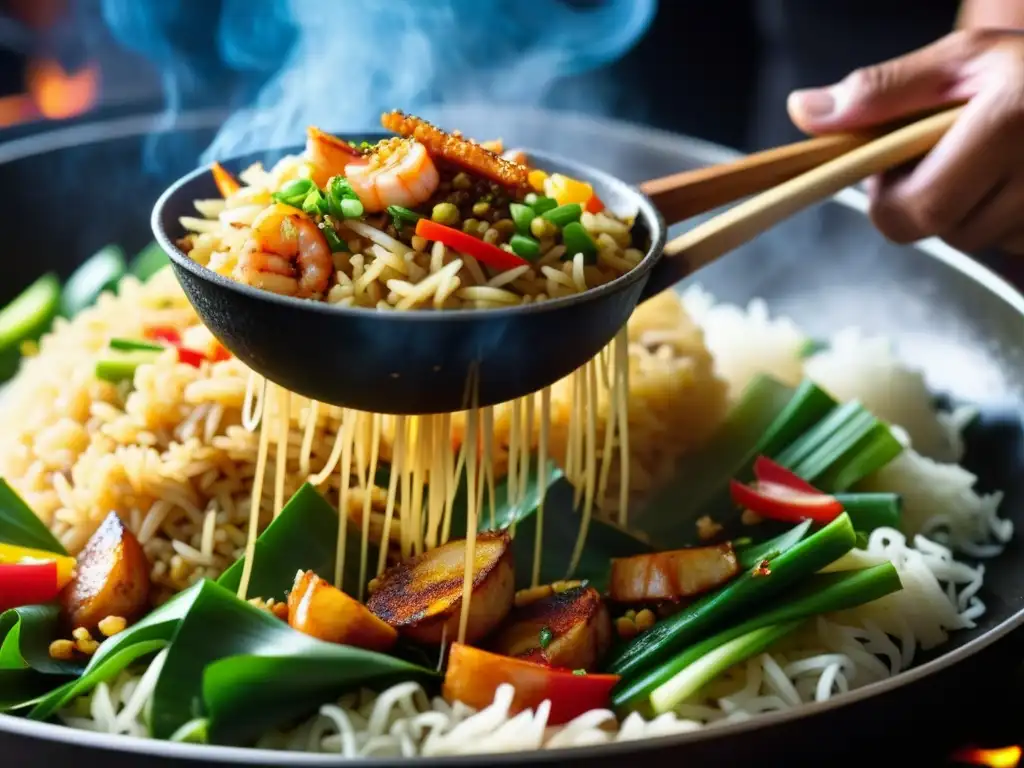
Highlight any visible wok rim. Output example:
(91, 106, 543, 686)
(0, 107, 1022, 763)
(151, 139, 667, 325)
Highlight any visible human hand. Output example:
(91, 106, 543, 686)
(787, 30, 1024, 255)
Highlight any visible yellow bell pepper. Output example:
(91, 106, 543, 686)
(544, 173, 595, 207)
(528, 169, 548, 193)
(0, 542, 75, 589)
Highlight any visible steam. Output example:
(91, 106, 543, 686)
(100, 0, 656, 170)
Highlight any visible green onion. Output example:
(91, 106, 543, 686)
(109, 338, 164, 353)
(387, 205, 422, 229)
(605, 513, 856, 680)
(648, 621, 804, 714)
(326, 176, 360, 220)
(624, 562, 901, 714)
(272, 178, 316, 208)
(301, 188, 329, 217)
(95, 349, 162, 383)
(339, 198, 364, 219)
(818, 423, 902, 492)
(62, 245, 127, 317)
(539, 626, 553, 649)
(529, 195, 558, 214)
(0, 273, 60, 352)
(734, 520, 812, 570)
(319, 222, 348, 253)
(561, 222, 597, 264)
(834, 492, 901, 533)
(129, 243, 170, 281)
(509, 203, 536, 234)
(509, 234, 541, 261)
(754, 380, 837, 459)
(542, 203, 583, 228)
(572, 669, 587, 676)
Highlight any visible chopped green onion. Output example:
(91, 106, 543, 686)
(754, 380, 836, 459)
(129, 242, 170, 281)
(326, 176, 360, 219)
(387, 205, 422, 229)
(539, 626, 553, 649)
(573, 669, 587, 676)
(606, 513, 856, 680)
(529, 195, 558, 214)
(62, 246, 127, 317)
(561, 222, 597, 264)
(524, 192, 539, 206)
(834, 492, 901, 533)
(509, 234, 541, 261)
(0, 273, 60, 352)
(319, 222, 348, 253)
(109, 338, 164, 353)
(339, 198, 364, 219)
(301, 188, 330, 217)
(509, 203, 536, 234)
(95, 349, 162, 383)
(542, 203, 583, 228)
(272, 178, 316, 208)
(625, 562, 901, 714)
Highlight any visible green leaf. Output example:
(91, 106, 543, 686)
(449, 459, 651, 591)
(217, 483, 376, 601)
(150, 579, 435, 742)
(129, 242, 170, 281)
(0, 479, 66, 553)
(61, 245, 127, 317)
(203, 650, 435, 746)
(0, 605, 81, 675)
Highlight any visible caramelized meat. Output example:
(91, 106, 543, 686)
(287, 570, 398, 652)
(609, 543, 740, 603)
(366, 531, 514, 645)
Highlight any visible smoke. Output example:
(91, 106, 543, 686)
(101, 0, 655, 170)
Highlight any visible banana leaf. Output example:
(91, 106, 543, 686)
(0, 478, 66, 553)
(217, 482, 376, 600)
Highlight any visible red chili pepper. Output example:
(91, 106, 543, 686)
(176, 347, 206, 368)
(415, 218, 529, 272)
(585, 194, 605, 214)
(0, 561, 60, 612)
(730, 477, 843, 525)
(753, 455, 820, 494)
(145, 326, 182, 346)
(443, 643, 618, 725)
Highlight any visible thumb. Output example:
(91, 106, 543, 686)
(787, 32, 979, 134)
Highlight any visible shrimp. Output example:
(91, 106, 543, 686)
(344, 137, 440, 214)
(237, 203, 333, 298)
(305, 126, 367, 188)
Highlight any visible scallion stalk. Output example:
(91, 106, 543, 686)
(95, 349, 162, 383)
(272, 178, 316, 208)
(319, 222, 348, 253)
(834, 492, 902, 532)
(510, 203, 535, 234)
(339, 198, 364, 219)
(605, 513, 857, 680)
(623, 562, 901, 714)
(509, 234, 541, 261)
(301, 188, 330, 217)
(109, 338, 164, 353)
(542, 203, 583, 228)
(387, 205, 422, 229)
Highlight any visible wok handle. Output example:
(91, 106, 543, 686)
(639, 105, 964, 302)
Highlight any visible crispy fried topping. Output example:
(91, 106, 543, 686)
(381, 110, 530, 191)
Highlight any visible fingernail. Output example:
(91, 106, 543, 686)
(790, 88, 836, 119)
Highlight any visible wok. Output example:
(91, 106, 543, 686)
(0, 105, 1022, 766)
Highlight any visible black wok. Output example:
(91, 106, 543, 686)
(0, 105, 1022, 766)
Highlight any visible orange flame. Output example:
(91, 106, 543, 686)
(26, 58, 99, 120)
(952, 746, 1023, 768)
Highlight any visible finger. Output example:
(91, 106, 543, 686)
(868, 85, 1024, 243)
(787, 30, 986, 134)
(941, 177, 1024, 253)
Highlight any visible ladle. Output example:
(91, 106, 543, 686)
(152, 106, 962, 414)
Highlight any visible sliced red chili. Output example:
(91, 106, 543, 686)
(145, 326, 182, 346)
(730, 478, 843, 525)
(752, 455, 820, 494)
(176, 347, 206, 368)
(415, 218, 529, 272)
(585, 194, 605, 214)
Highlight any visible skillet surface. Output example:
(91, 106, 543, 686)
(0, 105, 1021, 766)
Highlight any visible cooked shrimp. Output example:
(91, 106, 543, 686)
(381, 111, 530, 190)
(306, 126, 367, 188)
(345, 138, 440, 214)
(237, 203, 333, 298)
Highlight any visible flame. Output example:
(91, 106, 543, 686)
(952, 746, 1023, 768)
(25, 58, 99, 120)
